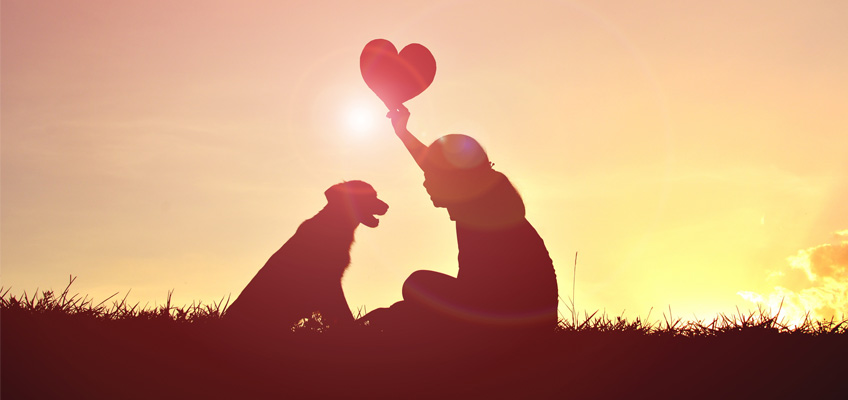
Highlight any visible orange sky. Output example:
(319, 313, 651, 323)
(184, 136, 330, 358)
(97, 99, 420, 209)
(2, 0, 846, 325)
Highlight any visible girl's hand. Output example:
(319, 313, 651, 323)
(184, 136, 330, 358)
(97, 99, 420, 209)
(386, 104, 410, 135)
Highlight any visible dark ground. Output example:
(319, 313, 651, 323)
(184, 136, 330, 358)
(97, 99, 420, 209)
(2, 308, 846, 400)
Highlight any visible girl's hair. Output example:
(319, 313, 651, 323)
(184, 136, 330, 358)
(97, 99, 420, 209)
(421, 134, 491, 173)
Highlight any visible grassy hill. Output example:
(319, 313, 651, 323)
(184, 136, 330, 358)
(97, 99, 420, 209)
(2, 280, 845, 399)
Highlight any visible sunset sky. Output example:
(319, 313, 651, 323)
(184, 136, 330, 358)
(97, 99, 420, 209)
(2, 0, 846, 325)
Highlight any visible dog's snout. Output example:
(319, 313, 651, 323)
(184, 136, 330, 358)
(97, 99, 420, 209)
(375, 199, 389, 215)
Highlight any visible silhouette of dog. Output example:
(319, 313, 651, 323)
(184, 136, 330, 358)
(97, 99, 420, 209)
(225, 181, 388, 331)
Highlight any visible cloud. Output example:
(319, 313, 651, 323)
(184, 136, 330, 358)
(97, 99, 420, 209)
(738, 230, 848, 326)
(788, 232, 848, 282)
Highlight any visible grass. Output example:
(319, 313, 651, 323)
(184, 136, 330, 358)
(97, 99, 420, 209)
(0, 276, 229, 323)
(2, 276, 846, 399)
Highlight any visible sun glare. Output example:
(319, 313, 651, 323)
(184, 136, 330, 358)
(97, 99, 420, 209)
(343, 104, 377, 135)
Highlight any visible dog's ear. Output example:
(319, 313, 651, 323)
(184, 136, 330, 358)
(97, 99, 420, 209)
(324, 183, 344, 203)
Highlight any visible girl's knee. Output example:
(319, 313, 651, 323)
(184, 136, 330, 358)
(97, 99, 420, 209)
(402, 270, 455, 302)
(401, 271, 426, 300)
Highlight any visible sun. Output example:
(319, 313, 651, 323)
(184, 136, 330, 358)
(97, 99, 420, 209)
(342, 103, 377, 135)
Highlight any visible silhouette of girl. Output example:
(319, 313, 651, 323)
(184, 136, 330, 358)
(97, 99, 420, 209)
(372, 105, 558, 333)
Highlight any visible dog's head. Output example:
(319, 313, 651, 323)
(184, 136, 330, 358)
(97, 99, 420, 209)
(324, 181, 389, 228)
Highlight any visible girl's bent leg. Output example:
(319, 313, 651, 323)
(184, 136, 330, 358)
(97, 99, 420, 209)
(402, 270, 462, 308)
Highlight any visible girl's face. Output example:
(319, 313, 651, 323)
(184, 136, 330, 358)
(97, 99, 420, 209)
(422, 172, 449, 207)
(423, 170, 486, 208)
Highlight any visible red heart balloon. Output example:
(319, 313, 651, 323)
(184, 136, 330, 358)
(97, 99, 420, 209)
(360, 39, 436, 109)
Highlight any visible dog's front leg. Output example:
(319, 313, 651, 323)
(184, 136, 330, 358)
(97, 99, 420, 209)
(319, 284, 355, 327)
